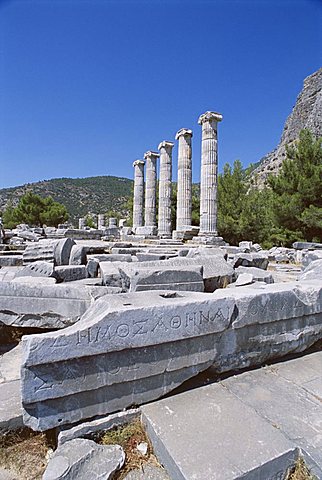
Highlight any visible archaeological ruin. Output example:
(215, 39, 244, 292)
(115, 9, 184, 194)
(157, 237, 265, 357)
(0, 107, 321, 479)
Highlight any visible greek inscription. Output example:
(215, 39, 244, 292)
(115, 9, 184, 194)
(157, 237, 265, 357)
(249, 302, 259, 316)
(170, 315, 181, 329)
(213, 308, 226, 322)
(34, 372, 52, 392)
(116, 323, 130, 338)
(109, 360, 121, 375)
(76, 329, 91, 345)
(199, 310, 210, 323)
(152, 317, 168, 332)
(186, 312, 201, 328)
(133, 319, 148, 336)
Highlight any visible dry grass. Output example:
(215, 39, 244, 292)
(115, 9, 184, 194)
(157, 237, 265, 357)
(286, 457, 317, 480)
(97, 419, 159, 480)
(0, 428, 52, 480)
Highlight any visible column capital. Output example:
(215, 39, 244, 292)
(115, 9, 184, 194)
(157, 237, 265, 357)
(132, 159, 145, 167)
(175, 128, 193, 140)
(158, 140, 174, 151)
(198, 111, 223, 125)
(144, 151, 160, 160)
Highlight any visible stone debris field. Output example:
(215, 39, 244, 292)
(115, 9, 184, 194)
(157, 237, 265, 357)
(0, 111, 321, 479)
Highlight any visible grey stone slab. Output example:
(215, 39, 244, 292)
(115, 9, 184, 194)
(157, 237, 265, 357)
(99, 262, 123, 287)
(67, 277, 103, 286)
(302, 251, 322, 267)
(54, 265, 87, 282)
(74, 240, 109, 254)
(298, 259, 322, 281)
(293, 241, 322, 250)
(58, 408, 140, 445)
(235, 273, 253, 286)
(0, 344, 21, 383)
(12, 276, 57, 285)
(0, 256, 23, 267)
(0, 379, 23, 429)
(119, 264, 204, 293)
(20, 281, 322, 430)
(235, 266, 274, 284)
(89, 253, 133, 263)
(232, 253, 269, 270)
(69, 245, 87, 265)
(0, 266, 23, 282)
(15, 261, 55, 278)
(0, 282, 101, 329)
(43, 438, 125, 480)
(141, 382, 297, 480)
(111, 247, 145, 255)
(223, 358, 322, 465)
(123, 464, 170, 480)
(118, 256, 234, 292)
(86, 257, 99, 278)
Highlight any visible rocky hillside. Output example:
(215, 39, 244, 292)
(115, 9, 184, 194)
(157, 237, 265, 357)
(0, 176, 133, 225)
(251, 67, 322, 187)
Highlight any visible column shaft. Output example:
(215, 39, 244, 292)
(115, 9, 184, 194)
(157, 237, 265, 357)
(176, 129, 193, 230)
(198, 111, 222, 235)
(158, 141, 174, 238)
(132, 160, 145, 229)
(144, 151, 159, 227)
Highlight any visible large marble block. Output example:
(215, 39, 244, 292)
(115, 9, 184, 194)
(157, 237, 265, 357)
(119, 264, 204, 292)
(21, 280, 322, 430)
(0, 282, 105, 329)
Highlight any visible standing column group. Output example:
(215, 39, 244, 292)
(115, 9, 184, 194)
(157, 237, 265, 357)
(131, 110, 223, 241)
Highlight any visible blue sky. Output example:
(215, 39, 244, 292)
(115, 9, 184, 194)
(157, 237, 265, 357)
(0, 0, 321, 188)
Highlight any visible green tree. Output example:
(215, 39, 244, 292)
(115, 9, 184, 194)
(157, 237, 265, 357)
(85, 214, 97, 229)
(2, 201, 19, 229)
(217, 160, 248, 244)
(268, 129, 322, 244)
(40, 196, 69, 227)
(3, 192, 68, 228)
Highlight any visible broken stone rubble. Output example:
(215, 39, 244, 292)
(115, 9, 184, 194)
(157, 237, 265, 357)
(20, 278, 322, 430)
(43, 438, 125, 480)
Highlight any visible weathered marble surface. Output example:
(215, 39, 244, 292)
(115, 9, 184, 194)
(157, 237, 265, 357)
(0, 282, 106, 329)
(175, 129, 193, 231)
(43, 439, 125, 480)
(158, 142, 173, 238)
(198, 111, 222, 237)
(23, 238, 75, 265)
(132, 160, 145, 230)
(118, 264, 204, 292)
(21, 280, 322, 430)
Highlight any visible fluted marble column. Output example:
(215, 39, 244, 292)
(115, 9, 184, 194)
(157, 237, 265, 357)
(175, 128, 193, 230)
(78, 217, 85, 229)
(198, 111, 222, 236)
(157, 141, 174, 238)
(132, 160, 145, 229)
(97, 214, 105, 230)
(144, 151, 159, 227)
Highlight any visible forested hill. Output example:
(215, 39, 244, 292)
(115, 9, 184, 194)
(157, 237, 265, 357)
(0, 176, 133, 224)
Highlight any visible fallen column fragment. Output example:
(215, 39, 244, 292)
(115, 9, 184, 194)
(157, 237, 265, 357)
(0, 282, 107, 329)
(21, 280, 322, 431)
(23, 238, 75, 265)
